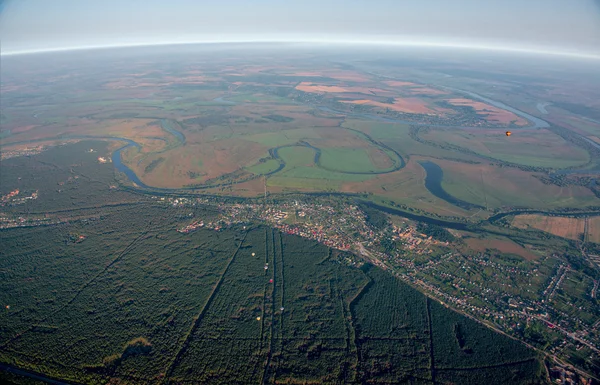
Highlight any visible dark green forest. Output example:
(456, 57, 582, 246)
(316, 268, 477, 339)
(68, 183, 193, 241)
(416, 223, 456, 242)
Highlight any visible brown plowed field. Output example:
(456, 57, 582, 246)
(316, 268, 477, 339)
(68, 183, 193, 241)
(295, 82, 391, 95)
(465, 238, 539, 260)
(512, 215, 585, 241)
(383, 81, 417, 87)
(409, 87, 449, 96)
(341, 98, 437, 114)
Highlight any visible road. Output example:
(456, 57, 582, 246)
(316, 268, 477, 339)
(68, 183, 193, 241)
(0, 363, 82, 385)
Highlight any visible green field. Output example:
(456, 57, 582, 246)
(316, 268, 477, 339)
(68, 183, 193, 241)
(268, 162, 374, 191)
(246, 158, 281, 175)
(552, 270, 598, 325)
(320, 147, 386, 173)
(279, 165, 373, 181)
(439, 162, 599, 210)
(421, 128, 590, 169)
(228, 93, 290, 104)
(245, 130, 311, 148)
(277, 146, 315, 167)
(266, 145, 378, 190)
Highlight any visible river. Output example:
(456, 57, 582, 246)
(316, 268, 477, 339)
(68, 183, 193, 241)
(536, 102, 550, 115)
(551, 137, 600, 176)
(359, 201, 471, 230)
(111, 140, 151, 188)
(488, 210, 600, 223)
(451, 89, 550, 128)
(160, 119, 186, 144)
(111, 119, 185, 188)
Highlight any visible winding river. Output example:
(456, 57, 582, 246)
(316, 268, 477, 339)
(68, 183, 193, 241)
(359, 201, 471, 230)
(104, 87, 599, 216)
(269, 139, 404, 176)
(488, 210, 600, 223)
(160, 119, 186, 144)
(450, 89, 550, 128)
(111, 139, 150, 188)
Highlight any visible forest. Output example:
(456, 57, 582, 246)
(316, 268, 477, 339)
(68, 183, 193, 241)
(416, 223, 456, 242)
(1, 223, 543, 384)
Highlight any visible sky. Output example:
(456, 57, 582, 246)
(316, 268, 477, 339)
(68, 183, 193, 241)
(1, 0, 600, 59)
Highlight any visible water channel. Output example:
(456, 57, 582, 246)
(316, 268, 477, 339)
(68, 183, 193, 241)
(160, 119, 186, 144)
(111, 139, 150, 188)
(359, 201, 471, 230)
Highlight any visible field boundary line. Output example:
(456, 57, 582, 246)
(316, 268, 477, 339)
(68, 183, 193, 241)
(259, 228, 270, 346)
(251, 228, 270, 382)
(0, 363, 84, 385)
(357, 336, 429, 341)
(435, 357, 538, 371)
(347, 270, 374, 381)
(161, 230, 248, 384)
(480, 167, 488, 211)
(273, 229, 286, 381)
(426, 297, 436, 384)
(260, 228, 278, 384)
(335, 269, 359, 383)
(23, 201, 150, 215)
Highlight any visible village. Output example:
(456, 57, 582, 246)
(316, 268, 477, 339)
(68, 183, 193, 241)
(0, 145, 48, 161)
(1, 189, 39, 207)
(170, 196, 445, 256)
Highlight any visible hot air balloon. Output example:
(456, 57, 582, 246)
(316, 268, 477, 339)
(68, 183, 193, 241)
(505, 131, 512, 137)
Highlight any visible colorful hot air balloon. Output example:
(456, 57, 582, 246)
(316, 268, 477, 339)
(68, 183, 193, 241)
(505, 131, 512, 137)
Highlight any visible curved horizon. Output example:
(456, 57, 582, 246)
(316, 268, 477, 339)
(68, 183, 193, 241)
(2, 0, 599, 61)
(2, 37, 600, 61)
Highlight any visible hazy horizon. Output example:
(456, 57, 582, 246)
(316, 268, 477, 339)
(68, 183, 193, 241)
(1, 0, 600, 59)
